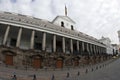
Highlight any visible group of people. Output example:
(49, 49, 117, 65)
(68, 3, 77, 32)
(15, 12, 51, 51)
(11, 74, 36, 80)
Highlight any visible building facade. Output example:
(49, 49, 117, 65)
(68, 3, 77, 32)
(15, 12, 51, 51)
(0, 12, 107, 69)
(118, 30, 120, 44)
(99, 37, 114, 55)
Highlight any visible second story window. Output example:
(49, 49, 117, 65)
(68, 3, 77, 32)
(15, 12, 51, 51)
(71, 25, 74, 30)
(61, 21, 64, 27)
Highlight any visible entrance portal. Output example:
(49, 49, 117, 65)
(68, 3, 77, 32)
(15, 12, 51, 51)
(5, 55, 13, 65)
(56, 58, 63, 68)
(33, 57, 42, 69)
(74, 59, 79, 66)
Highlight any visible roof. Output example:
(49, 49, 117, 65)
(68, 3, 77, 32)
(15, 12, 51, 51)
(52, 15, 76, 24)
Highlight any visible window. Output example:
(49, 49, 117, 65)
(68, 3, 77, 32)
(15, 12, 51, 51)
(61, 21, 64, 27)
(71, 25, 74, 30)
(10, 38, 16, 47)
(34, 43, 42, 50)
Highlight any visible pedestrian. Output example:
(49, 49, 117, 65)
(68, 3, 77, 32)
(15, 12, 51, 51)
(33, 74, 36, 80)
(51, 74, 55, 80)
(86, 69, 88, 73)
(77, 71, 80, 76)
(11, 75, 17, 80)
(66, 72, 69, 78)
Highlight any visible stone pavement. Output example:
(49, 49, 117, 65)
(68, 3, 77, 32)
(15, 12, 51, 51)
(0, 58, 118, 80)
(65, 58, 120, 80)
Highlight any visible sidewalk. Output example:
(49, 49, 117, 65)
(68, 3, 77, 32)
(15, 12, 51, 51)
(0, 58, 117, 80)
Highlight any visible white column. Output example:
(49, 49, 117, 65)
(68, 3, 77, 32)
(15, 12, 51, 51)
(82, 42, 84, 51)
(87, 43, 89, 52)
(3, 25, 10, 45)
(42, 32, 46, 51)
(96, 46, 98, 53)
(94, 45, 96, 54)
(77, 41, 79, 52)
(70, 39, 73, 53)
(53, 34, 56, 52)
(16, 27, 22, 47)
(90, 44, 93, 54)
(62, 37, 65, 53)
(30, 30, 35, 49)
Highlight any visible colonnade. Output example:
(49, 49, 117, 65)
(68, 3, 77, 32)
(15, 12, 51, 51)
(1, 25, 106, 55)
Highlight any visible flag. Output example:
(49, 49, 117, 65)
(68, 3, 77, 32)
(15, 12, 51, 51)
(65, 5, 67, 16)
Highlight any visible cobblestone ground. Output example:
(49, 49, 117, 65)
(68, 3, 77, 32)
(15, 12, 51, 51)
(0, 58, 118, 80)
(64, 58, 120, 80)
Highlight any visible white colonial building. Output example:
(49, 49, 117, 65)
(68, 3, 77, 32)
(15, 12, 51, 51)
(118, 30, 120, 44)
(0, 11, 108, 69)
(99, 37, 114, 54)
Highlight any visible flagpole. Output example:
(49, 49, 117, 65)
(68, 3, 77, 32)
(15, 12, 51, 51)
(65, 5, 67, 16)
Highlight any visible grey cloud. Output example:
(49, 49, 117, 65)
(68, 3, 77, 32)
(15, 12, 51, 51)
(0, 0, 119, 43)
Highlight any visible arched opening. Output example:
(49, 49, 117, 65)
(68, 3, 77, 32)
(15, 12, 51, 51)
(56, 56, 64, 68)
(2, 50, 16, 65)
(61, 21, 64, 27)
(5, 54, 13, 65)
(71, 25, 74, 30)
(73, 57, 80, 66)
(32, 55, 42, 69)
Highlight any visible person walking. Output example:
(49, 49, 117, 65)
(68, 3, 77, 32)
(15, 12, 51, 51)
(11, 75, 17, 80)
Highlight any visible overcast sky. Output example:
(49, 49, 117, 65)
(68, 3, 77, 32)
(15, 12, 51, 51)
(0, 0, 120, 44)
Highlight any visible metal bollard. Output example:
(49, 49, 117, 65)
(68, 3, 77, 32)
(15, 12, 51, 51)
(51, 74, 55, 80)
(33, 74, 36, 80)
(91, 68, 93, 72)
(66, 72, 70, 78)
(85, 69, 88, 74)
(96, 66, 98, 70)
(77, 71, 80, 76)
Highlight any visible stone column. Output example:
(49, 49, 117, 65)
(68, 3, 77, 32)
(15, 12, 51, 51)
(42, 32, 46, 51)
(90, 44, 93, 54)
(77, 41, 79, 52)
(94, 45, 96, 55)
(70, 39, 73, 53)
(53, 34, 56, 52)
(82, 42, 85, 52)
(3, 25, 10, 45)
(96, 46, 98, 54)
(62, 37, 65, 53)
(16, 27, 22, 47)
(87, 43, 89, 52)
(30, 30, 35, 49)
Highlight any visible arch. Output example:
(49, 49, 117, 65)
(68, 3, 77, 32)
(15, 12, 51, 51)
(73, 56, 80, 66)
(71, 25, 74, 30)
(56, 56, 64, 68)
(61, 21, 64, 27)
(32, 55, 43, 69)
(2, 50, 16, 56)
(1, 50, 16, 65)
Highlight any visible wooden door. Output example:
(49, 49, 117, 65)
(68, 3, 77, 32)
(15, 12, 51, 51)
(56, 60, 63, 68)
(5, 55, 13, 65)
(74, 60, 79, 66)
(33, 58, 41, 68)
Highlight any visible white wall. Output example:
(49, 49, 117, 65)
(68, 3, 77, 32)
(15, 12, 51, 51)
(99, 37, 113, 54)
(53, 17, 75, 30)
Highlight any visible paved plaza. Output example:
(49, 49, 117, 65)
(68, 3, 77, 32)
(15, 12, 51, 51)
(0, 58, 119, 80)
